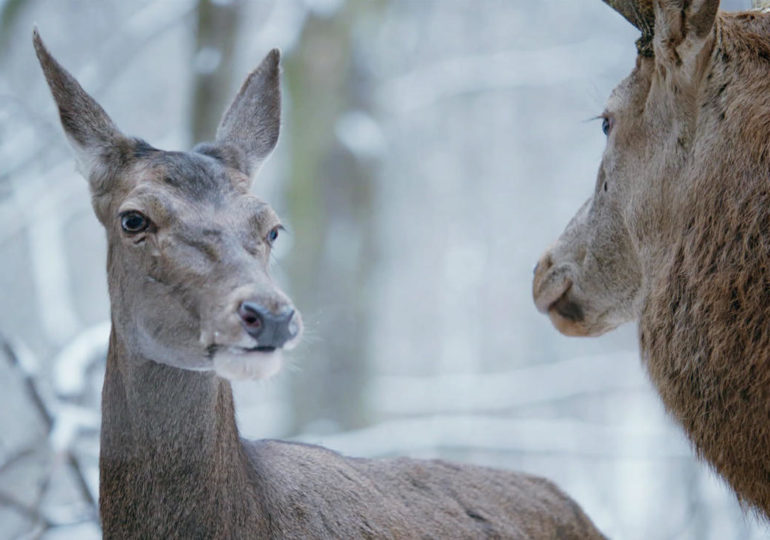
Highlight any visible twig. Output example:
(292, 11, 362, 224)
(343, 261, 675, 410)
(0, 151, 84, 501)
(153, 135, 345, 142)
(1, 337, 52, 426)
(0, 444, 37, 475)
(0, 335, 97, 510)
(0, 491, 53, 529)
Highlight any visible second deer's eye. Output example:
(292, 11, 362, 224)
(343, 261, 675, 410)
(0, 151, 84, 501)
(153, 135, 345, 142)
(602, 117, 612, 136)
(121, 211, 149, 233)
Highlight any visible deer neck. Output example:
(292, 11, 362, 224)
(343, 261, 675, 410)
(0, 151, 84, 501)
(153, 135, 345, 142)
(99, 327, 264, 536)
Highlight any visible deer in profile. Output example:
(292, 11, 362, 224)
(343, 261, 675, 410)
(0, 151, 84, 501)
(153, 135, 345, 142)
(33, 30, 605, 539)
(533, 0, 770, 520)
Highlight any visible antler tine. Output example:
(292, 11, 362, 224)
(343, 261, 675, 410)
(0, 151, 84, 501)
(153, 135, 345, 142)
(602, 0, 656, 56)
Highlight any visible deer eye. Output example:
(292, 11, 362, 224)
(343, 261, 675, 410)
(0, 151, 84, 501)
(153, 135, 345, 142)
(121, 211, 149, 234)
(601, 116, 612, 136)
(266, 226, 280, 246)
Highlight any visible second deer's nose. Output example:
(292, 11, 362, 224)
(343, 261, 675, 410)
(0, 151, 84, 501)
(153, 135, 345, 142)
(238, 302, 296, 349)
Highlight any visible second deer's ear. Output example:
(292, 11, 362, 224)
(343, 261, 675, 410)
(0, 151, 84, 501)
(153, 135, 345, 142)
(215, 49, 281, 179)
(33, 29, 127, 183)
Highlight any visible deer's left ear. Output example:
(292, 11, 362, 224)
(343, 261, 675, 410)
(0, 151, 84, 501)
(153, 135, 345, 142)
(214, 49, 281, 179)
(33, 28, 128, 182)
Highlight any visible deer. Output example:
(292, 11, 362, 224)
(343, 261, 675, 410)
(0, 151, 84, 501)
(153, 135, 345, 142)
(533, 0, 770, 521)
(33, 30, 605, 539)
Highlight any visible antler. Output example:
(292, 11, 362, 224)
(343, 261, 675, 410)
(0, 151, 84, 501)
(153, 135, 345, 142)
(602, 0, 656, 57)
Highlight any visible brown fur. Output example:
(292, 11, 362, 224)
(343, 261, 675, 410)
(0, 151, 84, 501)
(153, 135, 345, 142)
(100, 334, 603, 538)
(534, 1, 770, 519)
(643, 13, 770, 513)
(33, 30, 605, 539)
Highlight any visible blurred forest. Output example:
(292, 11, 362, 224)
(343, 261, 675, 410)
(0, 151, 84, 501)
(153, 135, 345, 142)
(0, 0, 766, 538)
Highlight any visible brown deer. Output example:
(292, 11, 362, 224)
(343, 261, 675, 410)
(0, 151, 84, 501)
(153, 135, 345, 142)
(33, 30, 605, 539)
(533, 0, 770, 520)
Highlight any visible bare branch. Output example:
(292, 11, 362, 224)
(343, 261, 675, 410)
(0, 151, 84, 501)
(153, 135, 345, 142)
(1, 336, 53, 427)
(0, 491, 53, 529)
(0, 445, 37, 475)
(369, 352, 646, 415)
(0, 335, 97, 510)
(298, 415, 692, 460)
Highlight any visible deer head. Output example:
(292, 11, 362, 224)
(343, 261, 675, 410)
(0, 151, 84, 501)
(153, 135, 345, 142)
(532, 0, 720, 336)
(34, 29, 302, 380)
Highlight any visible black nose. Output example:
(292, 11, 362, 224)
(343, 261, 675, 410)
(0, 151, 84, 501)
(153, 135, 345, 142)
(238, 302, 296, 350)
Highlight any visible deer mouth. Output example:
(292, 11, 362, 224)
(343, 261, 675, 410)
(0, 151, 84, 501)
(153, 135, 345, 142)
(209, 344, 284, 380)
(244, 345, 277, 353)
(208, 344, 277, 356)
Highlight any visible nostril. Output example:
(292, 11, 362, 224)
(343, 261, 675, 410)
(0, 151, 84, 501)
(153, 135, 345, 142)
(274, 307, 297, 340)
(238, 302, 264, 331)
(533, 254, 555, 289)
(537, 254, 553, 273)
(287, 311, 299, 337)
(238, 302, 297, 347)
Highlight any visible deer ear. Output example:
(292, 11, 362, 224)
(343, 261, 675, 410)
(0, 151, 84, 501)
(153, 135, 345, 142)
(33, 29, 126, 181)
(654, 0, 719, 63)
(215, 49, 281, 179)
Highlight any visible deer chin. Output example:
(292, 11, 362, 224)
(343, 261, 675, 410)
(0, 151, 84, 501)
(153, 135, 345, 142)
(212, 347, 283, 381)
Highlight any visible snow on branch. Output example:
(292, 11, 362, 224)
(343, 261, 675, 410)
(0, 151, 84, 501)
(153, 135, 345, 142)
(298, 414, 691, 460)
(378, 37, 629, 114)
(368, 351, 646, 415)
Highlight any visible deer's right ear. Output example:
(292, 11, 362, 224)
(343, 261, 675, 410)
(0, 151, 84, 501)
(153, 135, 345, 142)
(214, 49, 281, 179)
(33, 29, 126, 182)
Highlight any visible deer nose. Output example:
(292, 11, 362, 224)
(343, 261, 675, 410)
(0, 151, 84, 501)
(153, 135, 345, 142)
(534, 252, 553, 278)
(238, 302, 297, 349)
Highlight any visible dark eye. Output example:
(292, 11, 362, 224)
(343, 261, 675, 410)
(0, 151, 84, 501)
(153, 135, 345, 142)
(120, 211, 149, 233)
(267, 226, 280, 245)
(603, 181, 608, 192)
(602, 116, 612, 136)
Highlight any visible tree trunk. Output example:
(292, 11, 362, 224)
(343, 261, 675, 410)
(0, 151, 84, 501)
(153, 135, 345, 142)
(283, 3, 381, 435)
(190, 0, 241, 144)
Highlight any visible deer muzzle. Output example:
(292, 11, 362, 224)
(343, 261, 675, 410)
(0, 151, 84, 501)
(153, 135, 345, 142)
(532, 252, 594, 337)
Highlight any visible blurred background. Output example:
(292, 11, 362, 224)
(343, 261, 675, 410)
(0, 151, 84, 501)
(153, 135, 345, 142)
(0, 0, 765, 538)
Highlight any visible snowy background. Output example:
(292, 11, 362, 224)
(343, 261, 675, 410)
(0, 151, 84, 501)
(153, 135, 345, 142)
(0, 0, 765, 538)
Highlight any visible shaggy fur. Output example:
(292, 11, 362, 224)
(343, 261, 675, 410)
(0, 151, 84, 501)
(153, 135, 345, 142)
(643, 11, 770, 514)
(534, 1, 770, 519)
(100, 335, 604, 538)
(34, 30, 605, 539)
